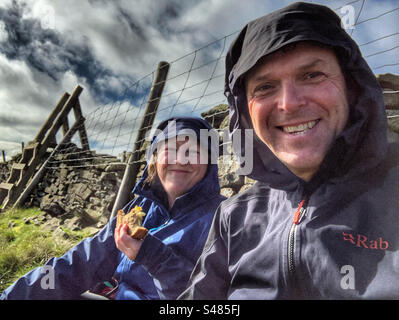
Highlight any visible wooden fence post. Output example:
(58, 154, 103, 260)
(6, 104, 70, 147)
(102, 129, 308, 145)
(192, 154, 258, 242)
(34, 93, 70, 143)
(73, 100, 90, 150)
(110, 61, 170, 219)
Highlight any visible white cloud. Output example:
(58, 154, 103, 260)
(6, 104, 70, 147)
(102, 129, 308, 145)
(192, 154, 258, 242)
(0, 51, 97, 158)
(28, 0, 157, 76)
(1, 0, 399, 161)
(0, 20, 7, 43)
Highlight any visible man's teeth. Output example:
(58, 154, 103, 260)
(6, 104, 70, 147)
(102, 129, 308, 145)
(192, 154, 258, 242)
(282, 120, 317, 134)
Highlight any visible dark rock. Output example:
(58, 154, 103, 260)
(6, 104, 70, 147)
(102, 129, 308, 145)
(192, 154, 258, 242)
(63, 216, 83, 231)
(40, 194, 65, 216)
(100, 172, 117, 182)
(218, 155, 244, 189)
(201, 104, 229, 128)
(53, 227, 70, 240)
(42, 217, 61, 232)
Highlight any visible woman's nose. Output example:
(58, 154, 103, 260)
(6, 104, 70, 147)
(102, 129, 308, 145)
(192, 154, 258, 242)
(175, 148, 189, 165)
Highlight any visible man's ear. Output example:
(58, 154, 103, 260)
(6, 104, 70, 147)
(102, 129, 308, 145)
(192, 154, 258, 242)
(248, 99, 255, 119)
(244, 88, 254, 119)
(345, 73, 360, 108)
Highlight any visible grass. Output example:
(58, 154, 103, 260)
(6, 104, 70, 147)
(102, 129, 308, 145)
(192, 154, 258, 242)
(0, 207, 92, 293)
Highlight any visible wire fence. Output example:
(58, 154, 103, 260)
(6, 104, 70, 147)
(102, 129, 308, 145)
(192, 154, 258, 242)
(45, 31, 235, 171)
(43, 0, 399, 173)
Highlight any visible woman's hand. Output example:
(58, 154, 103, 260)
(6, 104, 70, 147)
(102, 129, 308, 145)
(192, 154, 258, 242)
(114, 223, 144, 261)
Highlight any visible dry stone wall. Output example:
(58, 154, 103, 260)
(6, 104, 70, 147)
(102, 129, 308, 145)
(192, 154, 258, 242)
(1, 73, 399, 234)
(28, 150, 126, 229)
(380, 73, 399, 142)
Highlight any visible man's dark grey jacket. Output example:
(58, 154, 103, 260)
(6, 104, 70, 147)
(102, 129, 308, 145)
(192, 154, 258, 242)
(179, 2, 399, 299)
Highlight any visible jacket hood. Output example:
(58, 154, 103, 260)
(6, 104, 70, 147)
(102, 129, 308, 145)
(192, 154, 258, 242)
(225, 2, 388, 190)
(132, 117, 221, 209)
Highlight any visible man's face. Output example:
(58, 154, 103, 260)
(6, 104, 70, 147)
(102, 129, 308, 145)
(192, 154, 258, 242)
(245, 43, 349, 181)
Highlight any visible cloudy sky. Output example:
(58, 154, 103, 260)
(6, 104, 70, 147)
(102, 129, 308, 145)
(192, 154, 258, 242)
(1, 0, 399, 159)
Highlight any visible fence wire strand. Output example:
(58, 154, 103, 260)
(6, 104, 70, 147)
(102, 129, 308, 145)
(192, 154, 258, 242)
(42, 0, 399, 171)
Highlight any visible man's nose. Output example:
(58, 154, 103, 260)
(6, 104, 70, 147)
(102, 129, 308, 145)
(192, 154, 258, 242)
(277, 81, 304, 113)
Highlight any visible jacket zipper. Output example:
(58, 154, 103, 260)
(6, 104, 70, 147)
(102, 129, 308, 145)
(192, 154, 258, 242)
(287, 197, 308, 276)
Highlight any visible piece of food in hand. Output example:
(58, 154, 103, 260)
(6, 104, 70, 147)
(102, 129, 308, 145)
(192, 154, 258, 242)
(117, 206, 148, 240)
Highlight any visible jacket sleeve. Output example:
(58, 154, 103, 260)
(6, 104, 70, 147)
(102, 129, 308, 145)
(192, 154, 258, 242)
(1, 217, 119, 300)
(178, 206, 231, 300)
(134, 214, 215, 300)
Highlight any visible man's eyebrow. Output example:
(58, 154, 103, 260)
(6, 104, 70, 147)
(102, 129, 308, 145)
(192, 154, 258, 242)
(249, 58, 327, 83)
(297, 58, 326, 71)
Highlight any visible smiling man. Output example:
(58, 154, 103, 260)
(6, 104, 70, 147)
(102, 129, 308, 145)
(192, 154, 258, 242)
(179, 2, 399, 299)
(246, 42, 349, 181)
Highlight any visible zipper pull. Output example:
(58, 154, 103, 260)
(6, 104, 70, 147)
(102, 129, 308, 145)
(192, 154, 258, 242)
(293, 199, 307, 225)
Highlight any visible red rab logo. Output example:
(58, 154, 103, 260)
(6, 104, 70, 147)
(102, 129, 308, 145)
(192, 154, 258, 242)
(342, 231, 389, 250)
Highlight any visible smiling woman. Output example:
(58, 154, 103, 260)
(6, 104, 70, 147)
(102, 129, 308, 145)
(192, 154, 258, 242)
(152, 138, 208, 208)
(1, 116, 225, 300)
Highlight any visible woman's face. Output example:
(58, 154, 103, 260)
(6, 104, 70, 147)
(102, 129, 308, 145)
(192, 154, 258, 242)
(155, 137, 208, 207)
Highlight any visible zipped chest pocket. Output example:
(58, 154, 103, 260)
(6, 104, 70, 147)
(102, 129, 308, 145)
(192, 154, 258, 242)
(287, 198, 308, 276)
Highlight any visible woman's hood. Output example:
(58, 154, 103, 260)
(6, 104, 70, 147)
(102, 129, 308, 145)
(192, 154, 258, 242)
(225, 1, 388, 189)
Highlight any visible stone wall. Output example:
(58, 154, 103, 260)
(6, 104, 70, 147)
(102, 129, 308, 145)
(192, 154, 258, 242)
(28, 149, 127, 229)
(1, 73, 399, 232)
(380, 73, 399, 143)
(201, 105, 255, 198)
(26, 105, 243, 228)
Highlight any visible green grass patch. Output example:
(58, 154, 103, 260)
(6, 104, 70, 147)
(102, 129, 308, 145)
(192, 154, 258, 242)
(0, 207, 90, 293)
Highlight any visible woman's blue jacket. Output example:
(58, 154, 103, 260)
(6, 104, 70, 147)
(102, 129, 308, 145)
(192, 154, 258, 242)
(1, 117, 225, 300)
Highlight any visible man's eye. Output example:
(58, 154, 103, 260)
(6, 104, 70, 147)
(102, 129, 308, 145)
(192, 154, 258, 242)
(304, 71, 325, 80)
(253, 84, 275, 97)
(256, 84, 274, 92)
